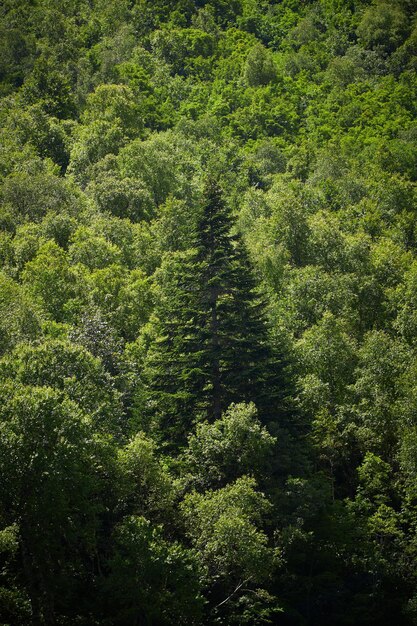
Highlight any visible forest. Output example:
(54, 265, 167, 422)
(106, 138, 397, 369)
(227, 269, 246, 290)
(1, 0, 417, 624)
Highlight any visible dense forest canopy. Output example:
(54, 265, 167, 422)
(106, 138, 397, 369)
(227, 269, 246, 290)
(1, 0, 417, 624)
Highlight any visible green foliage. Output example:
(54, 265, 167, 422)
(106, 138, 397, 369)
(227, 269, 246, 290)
(183, 402, 276, 489)
(68, 119, 127, 185)
(0, 383, 114, 624)
(181, 476, 278, 623)
(2, 0, 417, 623)
(22, 241, 81, 321)
(151, 27, 216, 76)
(351, 331, 410, 456)
(104, 515, 203, 625)
(86, 173, 155, 221)
(296, 311, 357, 403)
(68, 227, 123, 270)
(117, 130, 199, 206)
(0, 272, 41, 356)
(21, 54, 77, 118)
(0, 168, 82, 225)
(82, 83, 143, 137)
(357, 2, 409, 54)
(87, 264, 153, 340)
(243, 43, 277, 87)
(117, 433, 175, 522)
(135, 182, 292, 449)
(0, 339, 124, 435)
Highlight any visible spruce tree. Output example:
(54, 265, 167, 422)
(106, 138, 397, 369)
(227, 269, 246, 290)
(135, 181, 292, 449)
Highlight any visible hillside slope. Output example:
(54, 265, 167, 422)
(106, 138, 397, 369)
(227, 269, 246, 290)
(1, 1, 417, 624)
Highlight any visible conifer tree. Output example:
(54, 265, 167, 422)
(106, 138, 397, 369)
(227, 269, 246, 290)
(135, 181, 293, 449)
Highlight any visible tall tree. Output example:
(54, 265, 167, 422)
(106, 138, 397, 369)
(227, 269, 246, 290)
(135, 181, 293, 449)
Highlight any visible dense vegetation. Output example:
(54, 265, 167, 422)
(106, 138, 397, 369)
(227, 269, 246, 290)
(1, 0, 417, 623)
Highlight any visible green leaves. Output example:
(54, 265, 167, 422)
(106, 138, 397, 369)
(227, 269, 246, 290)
(135, 182, 292, 449)
(105, 515, 203, 625)
(2, 0, 417, 623)
(357, 2, 409, 54)
(183, 402, 276, 489)
(0, 339, 124, 435)
(243, 44, 277, 87)
(0, 383, 114, 623)
(22, 241, 80, 321)
(181, 477, 278, 623)
(0, 272, 40, 356)
(117, 432, 175, 523)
